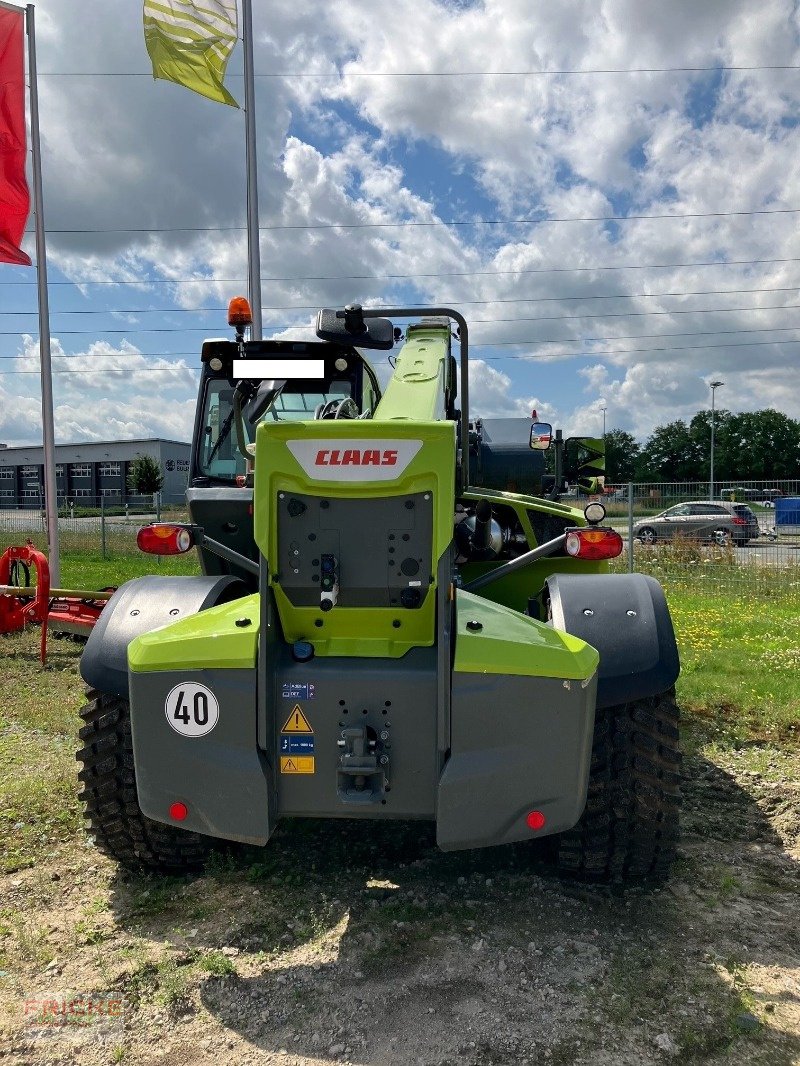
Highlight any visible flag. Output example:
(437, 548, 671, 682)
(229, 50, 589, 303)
(144, 0, 239, 107)
(0, 5, 31, 266)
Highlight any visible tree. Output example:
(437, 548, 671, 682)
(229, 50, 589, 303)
(127, 454, 164, 495)
(603, 429, 641, 482)
(720, 410, 800, 480)
(634, 420, 699, 481)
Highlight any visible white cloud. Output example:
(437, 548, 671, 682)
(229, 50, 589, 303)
(1, 0, 799, 450)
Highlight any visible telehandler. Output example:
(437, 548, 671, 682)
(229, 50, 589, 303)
(77, 301, 680, 881)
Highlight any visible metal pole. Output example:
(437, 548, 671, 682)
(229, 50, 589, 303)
(710, 390, 715, 501)
(26, 4, 59, 585)
(100, 494, 106, 559)
(709, 380, 724, 501)
(627, 481, 634, 573)
(241, 0, 261, 340)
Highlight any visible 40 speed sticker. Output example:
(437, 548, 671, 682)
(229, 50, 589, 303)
(164, 683, 219, 738)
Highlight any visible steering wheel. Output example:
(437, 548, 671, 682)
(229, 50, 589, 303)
(315, 397, 360, 420)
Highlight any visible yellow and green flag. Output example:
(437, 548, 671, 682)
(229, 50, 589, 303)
(143, 0, 239, 107)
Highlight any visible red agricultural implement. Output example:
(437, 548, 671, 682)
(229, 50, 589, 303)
(0, 542, 114, 663)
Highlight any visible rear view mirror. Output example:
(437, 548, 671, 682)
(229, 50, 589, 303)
(316, 305, 396, 350)
(529, 422, 552, 450)
(245, 379, 283, 424)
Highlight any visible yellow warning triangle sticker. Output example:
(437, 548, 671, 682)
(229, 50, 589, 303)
(283, 758, 298, 772)
(281, 705, 313, 733)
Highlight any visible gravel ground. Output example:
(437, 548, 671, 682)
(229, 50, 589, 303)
(1, 747, 798, 1066)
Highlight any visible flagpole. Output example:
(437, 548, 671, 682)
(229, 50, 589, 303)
(26, 3, 59, 585)
(241, 0, 261, 340)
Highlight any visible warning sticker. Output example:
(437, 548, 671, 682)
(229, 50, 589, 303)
(280, 735, 315, 755)
(281, 705, 313, 734)
(281, 756, 315, 774)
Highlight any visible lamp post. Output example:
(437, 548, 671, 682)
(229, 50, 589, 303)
(600, 405, 607, 439)
(709, 380, 724, 501)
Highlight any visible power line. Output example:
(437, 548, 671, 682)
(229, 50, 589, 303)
(37, 64, 800, 77)
(6, 279, 800, 315)
(470, 337, 800, 355)
(5, 320, 800, 362)
(3, 297, 800, 341)
(5, 328, 800, 375)
(23, 206, 800, 234)
(5, 282, 800, 319)
(0, 338, 797, 377)
(3, 255, 800, 285)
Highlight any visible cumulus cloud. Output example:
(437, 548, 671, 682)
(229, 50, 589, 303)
(1, 0, 799, 448)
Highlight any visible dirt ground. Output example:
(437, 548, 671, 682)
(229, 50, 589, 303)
(1, 744, 799, 1065)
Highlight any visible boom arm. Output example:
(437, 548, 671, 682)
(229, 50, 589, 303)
(357, 307, 469, 491)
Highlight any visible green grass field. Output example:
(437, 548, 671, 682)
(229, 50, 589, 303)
(0, 551, 797, 874)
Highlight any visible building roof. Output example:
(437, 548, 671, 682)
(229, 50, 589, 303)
(0, 437, 190, 454)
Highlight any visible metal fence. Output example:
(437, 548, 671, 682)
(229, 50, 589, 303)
(604, 480, 800, 603)
(2, 481, 799, 603)
(0, 495, 189, 558)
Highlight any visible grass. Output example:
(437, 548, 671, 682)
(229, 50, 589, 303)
(0, 549, 797, 878)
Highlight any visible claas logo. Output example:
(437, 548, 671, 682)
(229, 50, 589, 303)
(314, 448, 398, 467)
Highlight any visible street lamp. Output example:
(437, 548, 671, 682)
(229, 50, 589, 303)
(600, 405, 607, 438)
(709, 380, 724, 500)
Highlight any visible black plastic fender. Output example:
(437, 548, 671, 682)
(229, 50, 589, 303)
(545, 573, 680, 709)
(80, 575, 247, 699)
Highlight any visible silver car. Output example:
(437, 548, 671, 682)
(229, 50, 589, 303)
(633, 501, 760, 547)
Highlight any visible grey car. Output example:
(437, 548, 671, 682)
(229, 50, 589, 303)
(633, 501, 760, 547)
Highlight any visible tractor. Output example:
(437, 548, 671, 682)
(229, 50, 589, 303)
(76, 301, 680, 881)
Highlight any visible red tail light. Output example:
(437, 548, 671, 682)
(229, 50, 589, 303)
(732, 517, 746, 525)
(137, 524, 195, 556)
(565, 527, 623, 560)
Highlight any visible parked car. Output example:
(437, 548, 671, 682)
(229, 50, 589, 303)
(633, 501, 760, 546)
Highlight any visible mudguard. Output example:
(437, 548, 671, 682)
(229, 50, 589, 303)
(80, 575, 247, 699)
(545, 572, 680, 709)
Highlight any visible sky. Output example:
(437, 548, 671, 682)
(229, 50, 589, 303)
(2, 0, 800, 447)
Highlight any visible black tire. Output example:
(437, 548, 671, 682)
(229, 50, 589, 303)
(638, 526, 656, 545)
(712, 528, 731, 547)
(76, 690, 215, 871)
(552, 689, 681, 882)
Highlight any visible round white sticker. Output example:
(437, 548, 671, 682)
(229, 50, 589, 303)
(164, 683, 220, 738)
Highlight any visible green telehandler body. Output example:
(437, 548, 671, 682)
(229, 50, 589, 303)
(77, 304, 680, 881)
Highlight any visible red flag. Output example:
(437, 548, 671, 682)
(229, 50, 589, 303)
(0, 6, 30, 266)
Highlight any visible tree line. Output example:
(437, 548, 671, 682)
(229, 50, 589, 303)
(603, 409, 800, 483)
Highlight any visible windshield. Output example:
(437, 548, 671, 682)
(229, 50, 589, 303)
(196, 377, 354, 482)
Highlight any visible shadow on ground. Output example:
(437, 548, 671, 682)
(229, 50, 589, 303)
(105, 755, 800, 1066)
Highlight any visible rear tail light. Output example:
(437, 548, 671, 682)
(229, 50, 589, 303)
(732, 517, 746, 525)
(565, 527, 623, 560)
(137, 524, 195, 556)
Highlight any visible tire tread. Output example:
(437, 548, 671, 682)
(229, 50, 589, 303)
(75, 690, 213, 872)
(554, 688, 681, 882)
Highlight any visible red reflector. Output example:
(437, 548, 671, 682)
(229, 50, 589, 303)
(526, 810, 546, 831)
(565, 527, 624, 561)
(169, 802, 188, 822)
(235, 474, 247, 488)
(136, 524, 194, 556)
